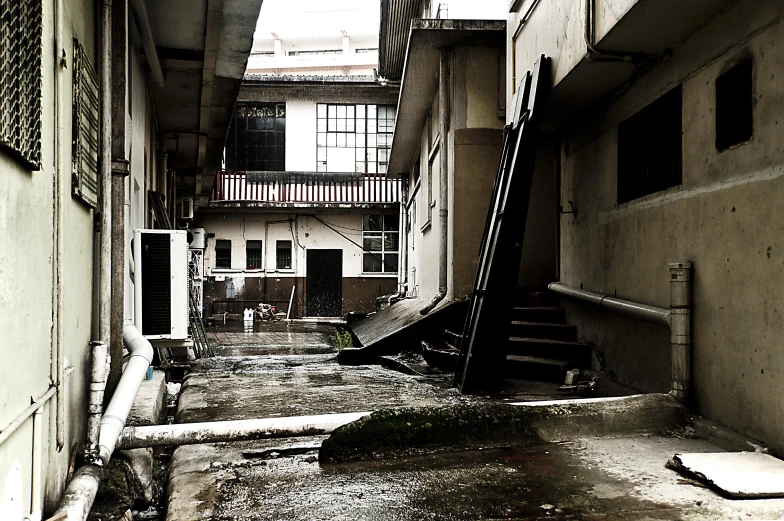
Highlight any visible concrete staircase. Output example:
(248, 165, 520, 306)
(423, 291, 591, 383)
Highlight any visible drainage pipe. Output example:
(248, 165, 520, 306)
(547, 263, 692, 401)
(397, 178, 409, 296)
(420, 50, 450, 315)
(129, 0, 165, 87)
(86, 341, 109, 448)
(50, 324, 154, 521)
(117, 411, 371, 449)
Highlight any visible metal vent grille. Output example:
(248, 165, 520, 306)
(0, 0, 43, 169)
(72, 38, 100, 207)
(141, 233, 172, 336)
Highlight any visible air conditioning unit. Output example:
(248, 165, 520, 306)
(133, 229, 189, 340)
(180, 197, 194, 221)
(189, 228, 206, 249)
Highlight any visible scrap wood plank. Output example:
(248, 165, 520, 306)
(454, 55, 552, 393)
(671, 452, 784, 499)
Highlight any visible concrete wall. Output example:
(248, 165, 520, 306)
(195, 210, 398, 317)
(552, 0, 784, 453)
(0, 2, 161, 517)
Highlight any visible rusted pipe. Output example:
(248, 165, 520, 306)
(548, 263, 693, 401)
(86, 341, 109, 450)
(117, 411, 372, 449)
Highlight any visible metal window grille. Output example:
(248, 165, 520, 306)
(246, 240, 262, 269)
(215, 240, 232, 269)
(72, 39, 100, 207)
(276, 240, 292, 269)
(0, 0, 43, 169)
(188, 248, 204, 319)
(225, 102, 286, 172)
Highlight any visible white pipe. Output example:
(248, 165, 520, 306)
(0, 387, 56, 447)
(286, 285, 295, 320)
(547, 283, 670, 325)
(421, 50, 450, 315)
(50, 323, 153, 521)
(117, 411, 371, 449)
(86, 341, 109, 448)
(25, 407, 44, 521)
(129, 0, 165, 87)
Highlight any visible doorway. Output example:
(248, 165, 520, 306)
(306, 249, 343, 317)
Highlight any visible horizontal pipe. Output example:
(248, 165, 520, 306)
(0, 386, 56, 447)
(548, 282, 670, 326)
(117, 411, 372, 449)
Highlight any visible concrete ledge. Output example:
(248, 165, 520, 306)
(319, 394, 687, 462)
(127, 369, 166, 427)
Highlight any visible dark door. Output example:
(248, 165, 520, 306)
(306, 250, 343, 317)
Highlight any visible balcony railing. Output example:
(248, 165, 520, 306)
(210, 171, 401, 205)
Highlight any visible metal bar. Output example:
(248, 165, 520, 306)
(547, 283, 670, 326)
(0, 387, 57, 447)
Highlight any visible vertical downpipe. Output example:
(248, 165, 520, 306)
(669, 263, 692, 401)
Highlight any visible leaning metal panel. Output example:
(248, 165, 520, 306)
(0, 0, 43, 169)
(72, 38, 100, 207)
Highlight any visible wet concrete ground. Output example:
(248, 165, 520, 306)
(165, 321, 784, 520)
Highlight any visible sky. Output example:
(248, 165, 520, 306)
(254, 0, 380, 40)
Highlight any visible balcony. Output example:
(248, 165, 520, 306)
(210, 171, 401, 209)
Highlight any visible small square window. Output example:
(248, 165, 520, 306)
(215, 240, 232, 269)
(716, 58, 753, 151)
(246, 240, 262, 270)
(276, 240, 292, 269)
(617, 86, 682, 204)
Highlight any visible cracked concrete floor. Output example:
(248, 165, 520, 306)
(164, 322, 784, 520)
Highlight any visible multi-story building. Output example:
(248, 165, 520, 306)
(0, 0, 260, 518)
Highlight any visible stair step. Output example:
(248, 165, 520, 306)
(520, 291, 559, 307)
(505, 355, 574, 382)
(511, 306, 566, 324)
(509, 321, 576, 341)
(508, 337, 591, 366)
(443, 329, 462, 349)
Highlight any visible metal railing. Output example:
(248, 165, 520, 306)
(211, 170, 401, 205)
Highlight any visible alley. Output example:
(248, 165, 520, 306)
(163, 323, 784, 521)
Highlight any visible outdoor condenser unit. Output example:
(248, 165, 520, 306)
(133, 229, 189, 340)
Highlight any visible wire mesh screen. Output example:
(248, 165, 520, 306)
(72, 38, 100, 207)
(0, 0, 43, 169)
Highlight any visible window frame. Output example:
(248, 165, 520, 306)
(245, 240, 263, 270)
(715, 58, 753, 152)
(276, 240, 293, 270)
(215, 240, 232, 270)
(362, 214, 399, 274)
(224, 102, 286, 172)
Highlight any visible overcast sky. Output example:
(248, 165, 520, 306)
(255, 0, 380, 40)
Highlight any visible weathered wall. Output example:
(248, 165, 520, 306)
(558, 1, 784, 453)
(195, 210, 398, 317)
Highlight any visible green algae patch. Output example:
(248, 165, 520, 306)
(319, 394, 688, 463)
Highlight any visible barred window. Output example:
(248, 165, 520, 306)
(0, 0, 43, 169)
(316, 104, 396, 174)
(215, 240, 232, 269)
(246, 240, 262, 270)
(276, 240, 292, 270)
(72, 39, 100, 207)
(362, 214, 398, 273)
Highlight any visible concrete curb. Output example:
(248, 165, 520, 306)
(319, 393, 687, 462)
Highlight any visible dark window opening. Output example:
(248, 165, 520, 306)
(716, 58, 753, 151)
(246, 240, 263, 270)
(617, 86, 682, 204)
(215, 240, 232, 269)
(276, 240, 292, 269)
(362, 214, 398, 273)
(225, 102, 286, 171)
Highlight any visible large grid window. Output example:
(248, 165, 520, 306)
(316, 104, 396, 174)
(362, 214, 398, 273)
(246, 240, 262, 270)
(0, 0, 43, 169)
(276, 240, 292, 269)
(225, 102, 286, 171)
(215, 240, 232, 269)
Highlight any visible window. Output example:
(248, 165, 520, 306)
(215, 240, 232, 269)
(316, 103, 396, 174)
(225, 102, 286, 171)
(617, 86, 682, 204)
(71, 39, 100, 207)
(362, 214, 398, 273)
(0, 0, 43, 169)
(246, 240, 263, 270)
(716, 58, 753, 151)
(288, 49, 341, 56)
(276, 240, 292, 269)
(355, 48, 378, 54)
